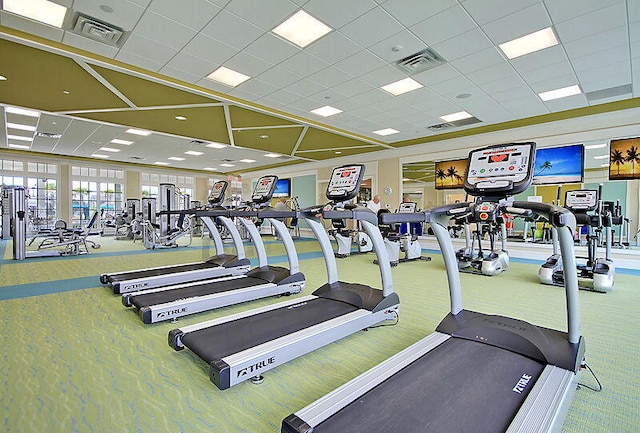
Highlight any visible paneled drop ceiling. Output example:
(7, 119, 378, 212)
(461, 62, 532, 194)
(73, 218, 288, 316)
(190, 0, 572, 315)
(1, 0, 640, 175)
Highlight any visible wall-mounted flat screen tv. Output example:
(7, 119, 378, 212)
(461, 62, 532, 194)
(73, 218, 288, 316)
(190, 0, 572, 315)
(273, 178, 291, 197)
(532, 144, 584, 185)
(434, 158, 467, 190)
(609, 137, 640, 180)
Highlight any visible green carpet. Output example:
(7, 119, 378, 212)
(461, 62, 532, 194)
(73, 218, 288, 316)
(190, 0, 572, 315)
(0, 236, 638, 432)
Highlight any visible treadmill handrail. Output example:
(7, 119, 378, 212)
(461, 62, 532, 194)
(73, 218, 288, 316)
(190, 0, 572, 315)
(235, 218, 268, 269)
(428, 200, 581, 344)
(199, 216, 225, 255)
(268, 217, 300, 275)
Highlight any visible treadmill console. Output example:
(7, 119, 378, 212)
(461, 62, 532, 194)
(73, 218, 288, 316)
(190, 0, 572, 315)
(565, 190, 598, 212)
(251, 175, 278, 204)
(464, 142, 536, 196)
(326, 164, 365, 202)
(399, 202, 417, 213)
(207, 181, 228, 206)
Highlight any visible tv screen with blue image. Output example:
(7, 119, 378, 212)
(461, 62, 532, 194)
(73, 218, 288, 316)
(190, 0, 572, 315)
(273, 178, 291, 197)
(532, 144, 584, 185)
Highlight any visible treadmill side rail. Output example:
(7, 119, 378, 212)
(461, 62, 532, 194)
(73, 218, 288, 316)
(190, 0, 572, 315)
(506, 365, 580, 433)
(283, 332, 450, 431)
(214, 306, 399, 389)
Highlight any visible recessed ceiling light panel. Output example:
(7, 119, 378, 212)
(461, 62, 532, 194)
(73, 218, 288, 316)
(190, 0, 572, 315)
(5, 107, 40, 117)
(154, 161, 170, 166)
(206, 143, 227, 149)
(439, 111, 473, 122)
(373, 128, 399, 136)
(220, 163, 235, 167)
(6, 123, 37, 131)
(239, 159, 256, 163)
(538, 85, 581, 101)
(272, 10, 332, 48)
(310, 105, 343, 117)
(8, 144, 31, 150)
(91, 154, 109, 158)
(203, 167, 218, 171)
(206, 66, 251, 87)
(499, 27, 558, 59)
(184, 151, 204, 156)
(381, 77, 423, 96)
(99, 147, 120, 152)
(110, 138, 133, 145)
(264, 153, 281, 158)
(126, 128, 151, 136)
(3, 0, 67, 28)
(7, 135, 33, 142)
(168, 157, 185, 161)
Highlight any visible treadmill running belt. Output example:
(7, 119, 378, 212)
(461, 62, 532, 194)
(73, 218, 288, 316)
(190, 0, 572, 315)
(313, 338, 545, 433)
(130, 277, 263, 308)
(109, 262, 218, 282)
(182, 298, 358, 361)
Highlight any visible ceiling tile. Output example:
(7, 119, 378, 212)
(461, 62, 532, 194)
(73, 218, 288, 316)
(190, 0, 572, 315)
(133, 10, 197, 51)
(256, 66, 303, 88)
(182, 34, 237, 66)
(72, 0, 146, 30)
(544, 0, 623, 23)
(412, 64, 462, 86)
(461, 0, 540, 25)
(232, 78, 279, 98)
(368, 30, 428, 63)
(563, 26, 628, 59)
(543, 94, 589, 112)
(120, 33, 179, 65)
(394, 86, 440, 105)
(491, 85, 537, 103)
(324, 96, 366, 111)
(304, 0, 377, 29)
(305, 31, 364, 64)
(466, 63, 518, 86)
(527, 72, 578, 93)
(359, 64, 406, 87)
(499, 95, 549, 118)
(334, 50, 387, 76)
(243, 33, 300, 65)
(355, 89, 395, 105)
(158, 65, 202, 84)
(409, 4, 477, 46)
(570, 44, 629, 73)
(431, 28, 493, 61)
(163, 51, 217, 78)
(286, 79, 327, 97)
(148, 0, 222, 31)
(630, 0, 640, 23)
(256, 89, 301, 107)
(382, 0, 457, 27)
(200, 9, 264, 50)
(429, 75, 478, 100)
(114, 50, 165, 72)
(225, 0, 299, 30)
(449, 47, 506, 75)
(307, 66, 353, 88)
(332, 79, 376, 97)
(519, 62, 576, 87)
(339, 7, 404, 47)
(481, 3, 552, 44)
(278, 51, 330, 77)
(61, 32, 119, 58)
(577, 60, 632, 92)
(224, 51, 274, 77)
(554, 2, 627, 43)
(0, 12, 64, 42)
(509, 45, 568, 73)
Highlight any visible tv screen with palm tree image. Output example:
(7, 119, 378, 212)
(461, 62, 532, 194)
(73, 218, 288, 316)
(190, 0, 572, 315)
(532, 144, 584, 185)
(434, 158, 467, 190)
(609, 137, 640, 180)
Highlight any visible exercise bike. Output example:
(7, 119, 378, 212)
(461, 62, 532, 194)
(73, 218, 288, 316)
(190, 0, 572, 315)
(539, 188, 614, 293)
(329, 218, 373, 258)
(375, 203, 430, 266)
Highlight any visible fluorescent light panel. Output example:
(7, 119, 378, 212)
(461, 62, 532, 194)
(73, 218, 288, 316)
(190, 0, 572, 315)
(154, 161, 170, 165)
(538, 85, 581, 101)
(220, 163, 235, 167)
(110, 139, 134, 145)
(381, 77, 423, 96)
(373, 128, 399, 136)
(264, 153, 281, 158)
(6, 123, 36, 131)
(585, 143, 607, 149)
(184, 151, 204, 156)
(5, 106, 40, 117)
(203, 167, 218, 171)
(125, 128, 151, 136)
(272, 10, 332, 48)
(3, 0, 67, 28)
(99, 147, 120, 153)
(168, 157, 185, 161)
(7, 135, 33, 142)
(239, 159, 256, 163)
(91, 154, 109, 158)
(310, 106, 342, 117)
(439, 111, 473, 122)
(206, 66, 251, 87)
(499, 27, 558, 59)
(8, 144, 30, 149)
(206, 143, 227, 149)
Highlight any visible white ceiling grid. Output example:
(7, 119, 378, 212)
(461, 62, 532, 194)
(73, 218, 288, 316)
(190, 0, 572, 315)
(0, 0, 638, 171)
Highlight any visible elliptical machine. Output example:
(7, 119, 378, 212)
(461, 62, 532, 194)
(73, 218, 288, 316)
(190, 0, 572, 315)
(539, 187, 614, 292)
(455, 200, 509, 276)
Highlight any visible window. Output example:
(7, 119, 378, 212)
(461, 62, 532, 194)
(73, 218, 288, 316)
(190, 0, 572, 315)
(27, 178, 57, 230)
(100, 182, 124, 219)
(72, 180, 98, 227)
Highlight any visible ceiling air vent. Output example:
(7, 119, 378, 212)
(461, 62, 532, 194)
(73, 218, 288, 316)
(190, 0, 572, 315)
(129, 156, 146, 161)
(427, 122, 454, 131)
(73, 15, 124, 46)
(189, 140, 208, 146)
(394, 48, 446, 75)
(427, 116, 482, 131)
(35, 132, 62, 139)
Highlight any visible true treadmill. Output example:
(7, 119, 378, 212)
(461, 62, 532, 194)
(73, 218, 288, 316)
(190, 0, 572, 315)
(168, 164, 400, 389)
(100, 181, 250, 294)
(282, 142, 586, 433)
(121, 175, 306, 324)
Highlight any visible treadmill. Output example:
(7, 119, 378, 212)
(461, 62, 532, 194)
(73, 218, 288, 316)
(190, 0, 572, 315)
(122, 175, 306, 324)
(282, 142, 586, 433)
(100, 181, 250, 294)
(168, 164, 400, 389)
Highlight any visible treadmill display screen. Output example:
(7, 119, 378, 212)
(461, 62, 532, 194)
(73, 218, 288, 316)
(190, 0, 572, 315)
(326, 165, 365, 202)
(252, 175, 278, 203)
(208, 181, 228, 205)
(565, 190, 598, 211)
(465, 142, 535, 196)
(399, 202, 417, 213)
